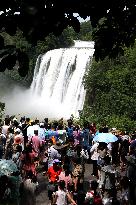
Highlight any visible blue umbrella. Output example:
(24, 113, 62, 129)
(95, 131, 99, 135)
(93, 133, 118, 143)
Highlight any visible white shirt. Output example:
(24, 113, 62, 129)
(48, 145, 61, 167)
(2, 125, 9, 135)
(56, 190, 67, 205)
(107, 143, 112, 151)
(90, 142, 99, 160)
(48, 146, 61, 159)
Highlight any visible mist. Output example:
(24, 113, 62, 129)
(0, 41, 94, 120)
(0, 74, 72, 120)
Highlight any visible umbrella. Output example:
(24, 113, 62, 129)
(46, 130, 58, 137)
(93, 133, 118, 143)
(0, 159, 18, 176)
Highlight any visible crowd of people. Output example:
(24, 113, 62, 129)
(0, 115, 136, 205)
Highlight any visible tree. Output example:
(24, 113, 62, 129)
(1, 27, 75, 83)
(0, 1, 136, 76)
(82, 43, 136, 131)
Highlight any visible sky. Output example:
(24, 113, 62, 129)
(73, 13, 90, 22)
(0, 10, 90, 23)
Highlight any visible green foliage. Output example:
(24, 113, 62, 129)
(36, 27, 74, 55)
(75, 21, 93, 41)
(2, 22, 92, 84)
(82, 42, 136, 131)
(0, 0, 136, 63)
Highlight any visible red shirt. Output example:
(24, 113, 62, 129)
(48, 166, 62, 183)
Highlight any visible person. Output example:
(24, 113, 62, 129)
(5, 127, 14, 159)
(66, 138, 76, 158)
(76, 190, 86, 205)
(100, 156, 119, 194)
(12, 145, 22, 169)
(67, 125, 74, 140)
(85, 180, 103, 205)
(90, 123, 96, 134)
(20, 171, 37, 205)
(120, 176, 129, 205)
(59, 164, 72, 189)
(14, 128, 24, 150)
(31, 129, 42, 156)
(53, 180, 77, 205)
(112, 139, 120, 166)
(48, 140, 61, 168)
(119, 132, 130, 171)
(0, 127, 6, 158)
(73, 125, 80, 146)
(126, 153, 136, 205)
(72, 158, 83, 192)
(20, 144, 37, 177)
(47, 159, 62, 203)
(2, 118, 10, 136)
(90, 141, 99, 177)
(42, 149, 48, 175)
(97, 143, 107, 186)
(22, 118, 30, 148)
(81, 122, 90, 149)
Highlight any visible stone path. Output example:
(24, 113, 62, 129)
(36, 174, 50, 205)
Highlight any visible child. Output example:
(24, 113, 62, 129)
(53, 180, 77, 205)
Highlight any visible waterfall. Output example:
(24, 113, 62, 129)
(30, 40, 94, 119)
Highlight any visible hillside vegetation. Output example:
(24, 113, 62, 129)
(81, 44, 136, 131)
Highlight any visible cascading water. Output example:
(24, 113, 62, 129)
(30, 40, 94, 119)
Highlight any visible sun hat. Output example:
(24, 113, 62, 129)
(53, 159, 61, 163)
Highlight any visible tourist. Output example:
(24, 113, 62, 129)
(20, 171, 37, 205)
(31, 129, 42, 157)
(20, 144, 37, 177)
(59, 164, 72, 189)
(85, 180, 103, 205)
(90, 141, 99, 177)
(0, 127, 5, 158)
(53, 180, 77, 205)
(119, 176, 129, 205)
(47, 159, 62, 204)
(126, 152, 136, 205)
